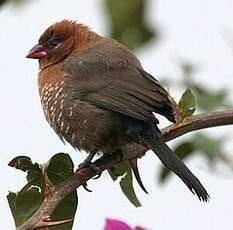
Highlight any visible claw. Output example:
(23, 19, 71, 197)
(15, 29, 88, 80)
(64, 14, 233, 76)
(78, 152, 102, 185)
(82, 182, 92, 192)
(93, 171, 102, 179)
(129, 159, 148, 194)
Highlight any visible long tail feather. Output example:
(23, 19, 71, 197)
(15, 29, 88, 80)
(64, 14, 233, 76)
(141, 135, 209, 202)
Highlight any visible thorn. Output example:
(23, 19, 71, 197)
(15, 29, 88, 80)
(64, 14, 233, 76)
(35, 216, 73, 228)
(129, 159, 148, 194)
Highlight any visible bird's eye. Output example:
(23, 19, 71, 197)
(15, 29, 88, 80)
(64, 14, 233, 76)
(47, 37, 61, 48)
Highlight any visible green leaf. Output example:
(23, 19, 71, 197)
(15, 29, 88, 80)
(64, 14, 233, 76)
(108, 168, 119, 181)
(9, 155, 43, 188)
(7, 156, 43, 226)
(7, 184, 43, 226)
(7, 153, 78, 229)
(8, 156, 38, 172)
(193, 86, 230, 112)
(178, 61, 231, 111)
(105, 0, 155, 50)
(109, 162, 141, 207)
(7, 192, 17, 223)
(180, 62, 197, 78)
(46, 153, 75, 184)
(0, 0, 7, 6)
(178, 89, 196, 119)
(0, 0, 29, 7)
(46, 153, 78, 230)
(193, 133, 223, 160)
(159, 142, 195, 183)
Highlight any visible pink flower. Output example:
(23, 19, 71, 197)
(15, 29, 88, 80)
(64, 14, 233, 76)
(104, 218, 147, 230)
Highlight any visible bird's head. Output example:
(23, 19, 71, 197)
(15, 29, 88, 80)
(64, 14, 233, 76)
(26, 20, 100, 69)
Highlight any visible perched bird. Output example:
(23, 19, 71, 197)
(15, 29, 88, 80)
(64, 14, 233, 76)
(27, 20, 209, 201)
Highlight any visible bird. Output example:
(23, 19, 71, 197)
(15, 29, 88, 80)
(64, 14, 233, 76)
(26, 20, 209, 202)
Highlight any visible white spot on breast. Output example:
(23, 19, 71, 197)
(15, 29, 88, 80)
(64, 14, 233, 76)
(45, 96, 52, 107)
(55, 92, 60, 99)
(78, 60, 84, 66)
(65, 125, 70, 134)
(69, 110, 73, 117)
(41, 85, 47, 95)
(60, 99, 64, 110)
(50, 106, 54, 111)
(57, 112, 63, 122)
(58, 87, 63, 94)
(72, 133, 76, 142)
(49, 86, 54, 92)
(52, 114, 56, 122)
(61, 121, 64, 130)
(44, 90, 49, 97)
(79, 136, 85, 145)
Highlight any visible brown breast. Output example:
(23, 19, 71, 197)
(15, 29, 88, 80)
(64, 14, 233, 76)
(40, 79, 69, 140)
(38, 68, 106, 152)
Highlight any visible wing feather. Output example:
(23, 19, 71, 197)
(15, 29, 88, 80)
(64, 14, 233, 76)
(64, 40, 175, 123)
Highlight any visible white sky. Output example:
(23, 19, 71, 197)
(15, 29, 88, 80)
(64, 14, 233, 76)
(0, 0, 233, 229)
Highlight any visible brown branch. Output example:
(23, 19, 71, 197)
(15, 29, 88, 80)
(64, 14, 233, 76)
(16, 110, 233, 230)
(162, 110, 233, 142)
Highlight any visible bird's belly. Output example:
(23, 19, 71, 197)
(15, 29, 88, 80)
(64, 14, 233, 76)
(40, 88, 113, 152)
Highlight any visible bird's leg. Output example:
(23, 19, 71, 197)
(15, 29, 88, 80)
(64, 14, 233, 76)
(78, 152, 96, 169)
(79, 152, 102, 178)
(94, 151, 122, 179)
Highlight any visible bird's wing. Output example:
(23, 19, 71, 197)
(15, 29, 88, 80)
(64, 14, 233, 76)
(64, 42, 175, 123)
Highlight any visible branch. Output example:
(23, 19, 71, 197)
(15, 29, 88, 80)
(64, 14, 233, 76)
(162, 110, 233, 141)
(16, 110, 233, 230)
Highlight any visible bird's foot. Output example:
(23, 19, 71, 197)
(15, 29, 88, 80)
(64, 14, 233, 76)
(78, 153, 102, 180)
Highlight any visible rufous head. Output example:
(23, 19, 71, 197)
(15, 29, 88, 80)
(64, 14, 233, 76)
(26, 20, 100, 69)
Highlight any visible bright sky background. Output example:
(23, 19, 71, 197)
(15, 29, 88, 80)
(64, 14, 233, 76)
(0, 0, 233, 229)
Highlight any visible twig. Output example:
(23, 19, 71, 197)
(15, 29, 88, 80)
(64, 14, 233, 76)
(16, 110, 233, 230)
(162, 111, 233, 142)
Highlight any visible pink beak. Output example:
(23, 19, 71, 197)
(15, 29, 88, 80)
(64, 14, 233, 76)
(26, 44, 47, 59)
